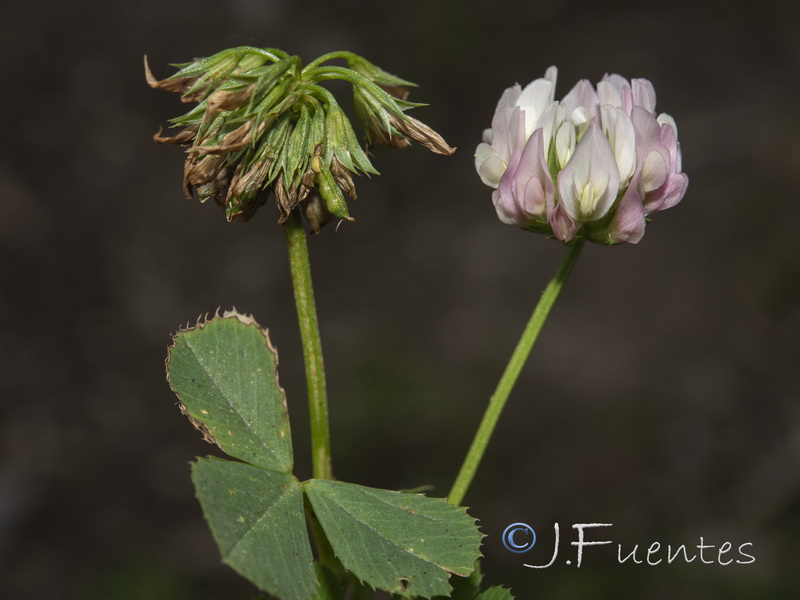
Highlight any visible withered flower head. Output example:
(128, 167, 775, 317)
(146, 48, 455, 230)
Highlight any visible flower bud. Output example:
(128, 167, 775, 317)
(476, 67, 687, 244)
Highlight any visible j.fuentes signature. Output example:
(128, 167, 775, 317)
(502, 523, 755, 568)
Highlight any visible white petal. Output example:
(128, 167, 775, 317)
(602, 73, 631, 94)
(597, 81, 622, 108)
(561, 79, 600, 124)
(571, 106, 590, 128)
(555, 121, 575, 169)
(475, 143, 506, 188)
(517, 78, 555, 137)
(534, 102, 563, 153)
(495, 84, 522, 111)
(656, 112, 678, 136)
(632, 79, 657, 114)
(543, 66, 558, 99)
(603, 106, 636, 183)
(642, 149, 668, 192)
(490, 106, 524, 164)
(557, 123, 620, 222)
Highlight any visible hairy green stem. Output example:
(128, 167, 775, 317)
(284, 209, 333, 480)
(447, 241, 585, 505)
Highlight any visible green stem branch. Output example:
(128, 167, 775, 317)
(284, 209, 333, 480)
(447, 240, 585, 506)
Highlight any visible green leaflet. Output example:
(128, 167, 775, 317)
(167, 312, 293, 472)
(191, 458, 316, 600)
(475, 587, 515, 600)
(304, 479, 484, 598)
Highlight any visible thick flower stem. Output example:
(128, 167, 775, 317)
(284, 209, 333, 480)
(447, 240, 585, 506)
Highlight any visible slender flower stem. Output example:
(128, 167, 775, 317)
(447, 240, 585, 506)
(302, 50, 355, 73)
(283, 209, 333, 480)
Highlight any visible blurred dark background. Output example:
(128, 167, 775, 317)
(2, 0, 798, 598)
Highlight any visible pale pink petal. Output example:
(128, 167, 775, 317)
(601, 73, 631, 93)
(495, 84, 522, 111)
(561, 79, 601, 124)
(475, 143, 506, 188)
(608, 167, 646, 244)
(490, 106, 525, 165)
(555, 121, 575, 169)
(491, 145, 527, 224)
(557, 122, 620, 222)
(534, 102, 563, 153)
(515, 129, 554, 218)
(646, 171, 688, 213)
(620, 85, 634, 115)
(659, 120, 682, 172)
(517, 78, 556, 137)
(548, 203, 579, 242)
(597, 80, 622, 108)
(492, 186, 522, 225)
(601, 106, 637, 183)
(632, 79, 657, 114)
(629, 105, 662, 166)
(642, 149, 668, 192)
(657, 173, 688, 211)
(657, 113, 678, 137)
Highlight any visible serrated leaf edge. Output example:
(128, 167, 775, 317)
(166, 308, 292, 469)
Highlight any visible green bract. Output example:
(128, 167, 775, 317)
(147, 48, 455, 230)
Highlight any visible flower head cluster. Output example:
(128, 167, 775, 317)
(147, 47, 454, 231)
(475, 67, 687, 244)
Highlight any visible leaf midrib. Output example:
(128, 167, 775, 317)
(183, 334, 281, 466)
(311, 484, 448, 568)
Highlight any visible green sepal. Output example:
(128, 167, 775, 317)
(169, 101, 208, 126)
(244, 57, 297, 113)
(283, 104, 313, 188)
(324, 106, 378, 176)
(315, 167, 350, 219)
(345, 54, 417, 88)
(266, 113, 295, 186)
(247, 80, 296, 145)
(307, 106, 326, 158)
(353, 86, 393, 139)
